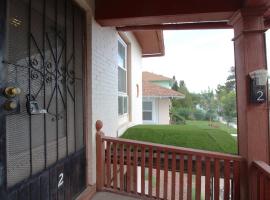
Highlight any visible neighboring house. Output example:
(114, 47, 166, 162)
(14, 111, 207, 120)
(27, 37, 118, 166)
(142, 72, 185, 124)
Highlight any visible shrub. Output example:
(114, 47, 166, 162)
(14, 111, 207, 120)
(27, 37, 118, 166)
(170, 111, 186, 125)
(205, 111, 218, 121)
(175, 107, 193, 120)
(193, 109, 206, 121)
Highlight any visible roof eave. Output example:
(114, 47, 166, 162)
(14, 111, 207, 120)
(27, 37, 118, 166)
(132, 30, 165, 57)
(143, 95, 185, 99)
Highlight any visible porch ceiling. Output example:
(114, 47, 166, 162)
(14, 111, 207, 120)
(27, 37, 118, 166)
(95, 0, 242, 26)
(95, 0, 270, 27)
(97, 0, 270, 57)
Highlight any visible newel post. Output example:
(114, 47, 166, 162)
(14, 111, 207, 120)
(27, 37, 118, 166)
(96, 120, 104, 191)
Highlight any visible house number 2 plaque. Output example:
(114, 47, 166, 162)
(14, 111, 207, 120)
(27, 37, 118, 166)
(58, 172, 64, 188)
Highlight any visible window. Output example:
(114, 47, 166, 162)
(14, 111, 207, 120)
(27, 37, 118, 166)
(143, 101, 153, 121)
(118, 38, 128, 116)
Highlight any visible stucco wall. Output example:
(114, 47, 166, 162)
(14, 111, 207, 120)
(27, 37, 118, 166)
(143, 98, 171, 124)
(157, 98, 171, 124)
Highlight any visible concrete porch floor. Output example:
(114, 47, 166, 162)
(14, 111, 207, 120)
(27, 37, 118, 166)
(91, 192, 138, 200)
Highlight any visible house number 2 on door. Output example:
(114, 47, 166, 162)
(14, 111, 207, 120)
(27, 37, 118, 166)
(58, 173, 64, 188)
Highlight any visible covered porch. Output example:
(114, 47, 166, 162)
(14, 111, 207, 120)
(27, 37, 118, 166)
(88, 0, 270, 199)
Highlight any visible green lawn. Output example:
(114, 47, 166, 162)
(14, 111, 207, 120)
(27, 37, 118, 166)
(121, 121, 237, 154)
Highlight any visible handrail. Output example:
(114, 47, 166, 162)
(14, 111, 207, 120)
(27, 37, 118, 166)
(253, 161, 270, 179)
(102, 136, 243, 161)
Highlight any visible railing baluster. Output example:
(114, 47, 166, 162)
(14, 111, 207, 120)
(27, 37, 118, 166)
(233, 161, 240, 200)
(257, 171, 260, 200)
(205, 157, 211, 200)
(265, 178, 270, 200)
(214, 159, 220, 200)
(149, 147, 153, 197)
(187, 155, 193, 200)
(133, 145, 138, 194)
(106, 141, 111, 188)
(164, 151, 169, 199)
(171, 152, 176, 200)
(113, 142, 118, 190)
(179, 154, 184, 200)
(120, 143, 124, 191)
(259, 173, 264, 200)
(195, 156, 202, 200)
(126, 144, 131, 193)
(141, 146, 145, 195)
(224, 160, 230, 200)
(156, 150, 161, 199)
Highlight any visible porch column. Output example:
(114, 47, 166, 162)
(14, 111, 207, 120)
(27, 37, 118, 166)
(230, 8, 269, 200)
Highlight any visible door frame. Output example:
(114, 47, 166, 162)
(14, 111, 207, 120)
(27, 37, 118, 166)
(0, 0, 7, 198)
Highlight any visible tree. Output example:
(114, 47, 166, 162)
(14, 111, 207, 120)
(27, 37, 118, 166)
(172, 76, 179, 91)
(221, 91, 237, 125)
(216, 67, 237, 125)
(225, 66, 236, 92)
(171, 79, 193, 108)
(178, 80, 188, 94)
(199, 88, 218, 122)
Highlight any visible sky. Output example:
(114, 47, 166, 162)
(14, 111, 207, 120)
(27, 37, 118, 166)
(142, 30, 236, 93)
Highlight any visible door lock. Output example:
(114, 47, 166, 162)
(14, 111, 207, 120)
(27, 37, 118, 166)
(0, 84, 21, 115)
(4, 100, 18, 111)
(4, 87, 21, 98)
(26, 95, 47, 115)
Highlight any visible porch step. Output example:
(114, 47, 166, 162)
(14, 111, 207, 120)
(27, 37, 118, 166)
(91, 192, 138, 200)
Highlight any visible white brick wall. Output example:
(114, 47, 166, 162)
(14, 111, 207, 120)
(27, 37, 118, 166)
(87, 20, 143, 184)
(91, 20, 119, 137)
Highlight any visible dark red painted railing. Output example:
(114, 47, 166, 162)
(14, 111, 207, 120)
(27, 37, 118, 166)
(252, 161, 270, 200)
(96, 121, 244, 200)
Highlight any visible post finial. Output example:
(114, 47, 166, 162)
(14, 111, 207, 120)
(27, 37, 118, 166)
(96, 120, 103, 132)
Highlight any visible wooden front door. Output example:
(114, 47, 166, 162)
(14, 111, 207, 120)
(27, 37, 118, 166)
(0, 0, 86, 199)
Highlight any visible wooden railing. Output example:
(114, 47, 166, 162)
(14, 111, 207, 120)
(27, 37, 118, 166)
(252, 161, 270, 200)
(96, 121, 244, 200)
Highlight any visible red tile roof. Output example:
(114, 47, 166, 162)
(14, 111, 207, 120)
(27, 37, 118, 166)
(142, 72, 185, 98)
(143, 71, 173, 81)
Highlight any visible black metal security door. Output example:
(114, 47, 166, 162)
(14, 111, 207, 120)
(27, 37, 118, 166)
(0, 0, 86, 199)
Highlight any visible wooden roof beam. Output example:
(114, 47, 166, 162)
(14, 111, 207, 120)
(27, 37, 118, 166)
(117, 22, 232, 31)
(244, 0, 270, 7)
